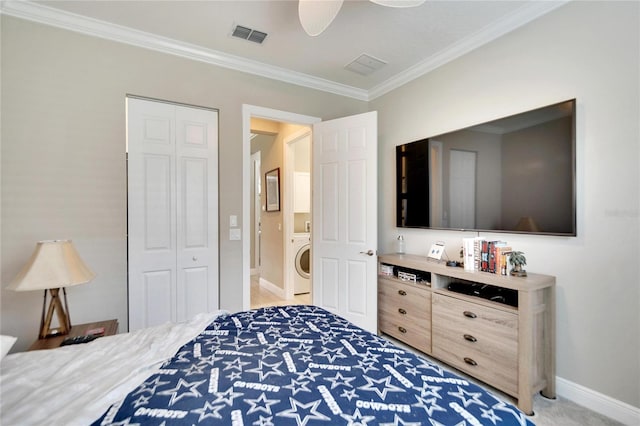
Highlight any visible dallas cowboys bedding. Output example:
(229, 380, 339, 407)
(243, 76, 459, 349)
(93, 305, 533, 425)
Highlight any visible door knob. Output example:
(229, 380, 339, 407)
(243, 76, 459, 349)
(192, 256, 198, 261)
(359, 250, 374, 256)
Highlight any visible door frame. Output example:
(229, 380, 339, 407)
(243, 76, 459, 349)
(284, 128, 312, 300)
(242, 105, 320, 310)
(251, 150, 261, 275)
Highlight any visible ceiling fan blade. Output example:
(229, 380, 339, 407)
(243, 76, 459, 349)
(370, 0, 426, 7)
(299, 0, 344, 36)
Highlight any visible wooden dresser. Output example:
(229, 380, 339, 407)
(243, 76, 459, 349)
(378, 253, 555, 415)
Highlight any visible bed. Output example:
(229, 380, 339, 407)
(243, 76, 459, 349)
(2, 305, 534, 425)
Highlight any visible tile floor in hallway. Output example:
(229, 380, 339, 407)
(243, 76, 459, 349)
(250, 273, 311, 309)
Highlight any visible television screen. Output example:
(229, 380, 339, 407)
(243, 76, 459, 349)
(396, 99, 576, 236)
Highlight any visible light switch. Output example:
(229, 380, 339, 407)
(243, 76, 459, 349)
(229, 228, 241, 241)
(230, 215, 238, 227)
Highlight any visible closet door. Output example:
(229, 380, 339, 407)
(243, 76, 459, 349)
(175, 105, 219, 322)
(127, 98, 218, 331)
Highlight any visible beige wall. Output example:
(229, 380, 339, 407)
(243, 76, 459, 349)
(249, 132, 276, 270)
(0, 15, 366, 352)
(258, 126, 284, 289)
(372, 1, 639, 408)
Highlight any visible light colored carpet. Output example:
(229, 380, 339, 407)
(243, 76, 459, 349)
(530, 393, 623, 426)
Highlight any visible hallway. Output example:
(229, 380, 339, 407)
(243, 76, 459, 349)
(250, 274, 311, 309)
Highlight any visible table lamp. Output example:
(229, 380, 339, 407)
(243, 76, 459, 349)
(8, 240, 95, 339)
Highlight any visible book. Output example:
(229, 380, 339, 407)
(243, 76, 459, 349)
(480, 240, 509, 274)
(480, 240, 490, 272)
(487, 241, 497, 273)
(462, 238, 476, 272)
(495, 246, 512, 275)
(473, 237, 484, 271)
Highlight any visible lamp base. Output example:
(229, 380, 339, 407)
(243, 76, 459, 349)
(39, 288, 72, 339)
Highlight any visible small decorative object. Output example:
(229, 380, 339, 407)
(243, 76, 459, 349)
(427, 241, 445, 261)
(265, 168, 280, 212)
(396, 235, 405, 254)
(509, 251, 527, 277)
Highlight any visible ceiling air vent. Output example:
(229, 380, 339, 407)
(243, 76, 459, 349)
(232, 25, 268, 44)
(345, 53, 387, 76)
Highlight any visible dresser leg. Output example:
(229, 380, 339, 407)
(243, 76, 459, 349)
(518, 395, 534, 417)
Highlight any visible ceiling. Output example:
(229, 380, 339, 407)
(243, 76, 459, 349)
(3, 0, 568, 100)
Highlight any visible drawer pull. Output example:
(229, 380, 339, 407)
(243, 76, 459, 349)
(398, 290, 407, 296)
(463, 334, 477, 343)
(398, 326, 407, 334)
(463, 311, 477, 319)
(464, 357, 478, 366)
(398, 308, 407, 315)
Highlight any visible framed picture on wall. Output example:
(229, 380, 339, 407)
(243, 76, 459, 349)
(265, 168, 280, 212)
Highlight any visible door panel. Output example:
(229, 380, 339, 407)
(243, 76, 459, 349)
(313, 111, 377, 333)
(182, 158, 207, 248)
(175, 104, 219, 322)
(347, 159, 367, 243)
(143, 270, 174, 326)
(320, 163, 339, 242)
(128, 100, 177, 330)
(320, 258, 340, 310)
(347, 260, 367, 315)
(143, 155, 173, 250)
(181, 267, 209, 320)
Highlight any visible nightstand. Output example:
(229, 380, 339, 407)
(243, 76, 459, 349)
(28, 319, 119, 351)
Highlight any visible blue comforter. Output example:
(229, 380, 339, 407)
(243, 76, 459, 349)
(93, 305, 534, 425)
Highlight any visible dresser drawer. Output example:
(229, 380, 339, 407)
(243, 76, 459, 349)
(379, 312, 431, 354)
(432, 293, 518, 395)
(379, 278, 430, 313)
(379, 278, 431, 353)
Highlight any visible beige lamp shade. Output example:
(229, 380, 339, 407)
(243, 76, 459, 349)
(8, 240, 95, 292)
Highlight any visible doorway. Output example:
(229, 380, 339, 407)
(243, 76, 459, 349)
(243, 107, 379, 332)
(245, 110, 318, 310)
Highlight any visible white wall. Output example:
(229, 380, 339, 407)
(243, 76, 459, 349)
(0, 15, 367, 352)
(371, 0, 639, 410)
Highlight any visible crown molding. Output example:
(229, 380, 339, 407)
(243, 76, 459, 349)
(0, 1, 369, 101)
(368, 0, 570, 101)
(1, 0, 569, 103)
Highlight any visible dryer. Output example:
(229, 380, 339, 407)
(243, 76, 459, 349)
(293, 233, 311, 294)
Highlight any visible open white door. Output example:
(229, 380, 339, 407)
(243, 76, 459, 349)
(312, 111, 378, 333)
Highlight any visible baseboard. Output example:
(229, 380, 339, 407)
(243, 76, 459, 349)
(258, 277, 285, 299)
(557, 376, 640, 425)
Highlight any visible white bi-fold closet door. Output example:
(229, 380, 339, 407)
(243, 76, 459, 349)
(127, 97, 219, 331)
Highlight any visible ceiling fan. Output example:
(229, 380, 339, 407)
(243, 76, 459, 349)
(299, 0, 426, 36)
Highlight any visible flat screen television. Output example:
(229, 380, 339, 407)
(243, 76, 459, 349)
(396, 99, 576, 236)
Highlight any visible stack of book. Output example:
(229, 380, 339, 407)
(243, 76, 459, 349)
(463, 238, 512, 275)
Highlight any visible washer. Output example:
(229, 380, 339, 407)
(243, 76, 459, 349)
(293, 233, 311, 294)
